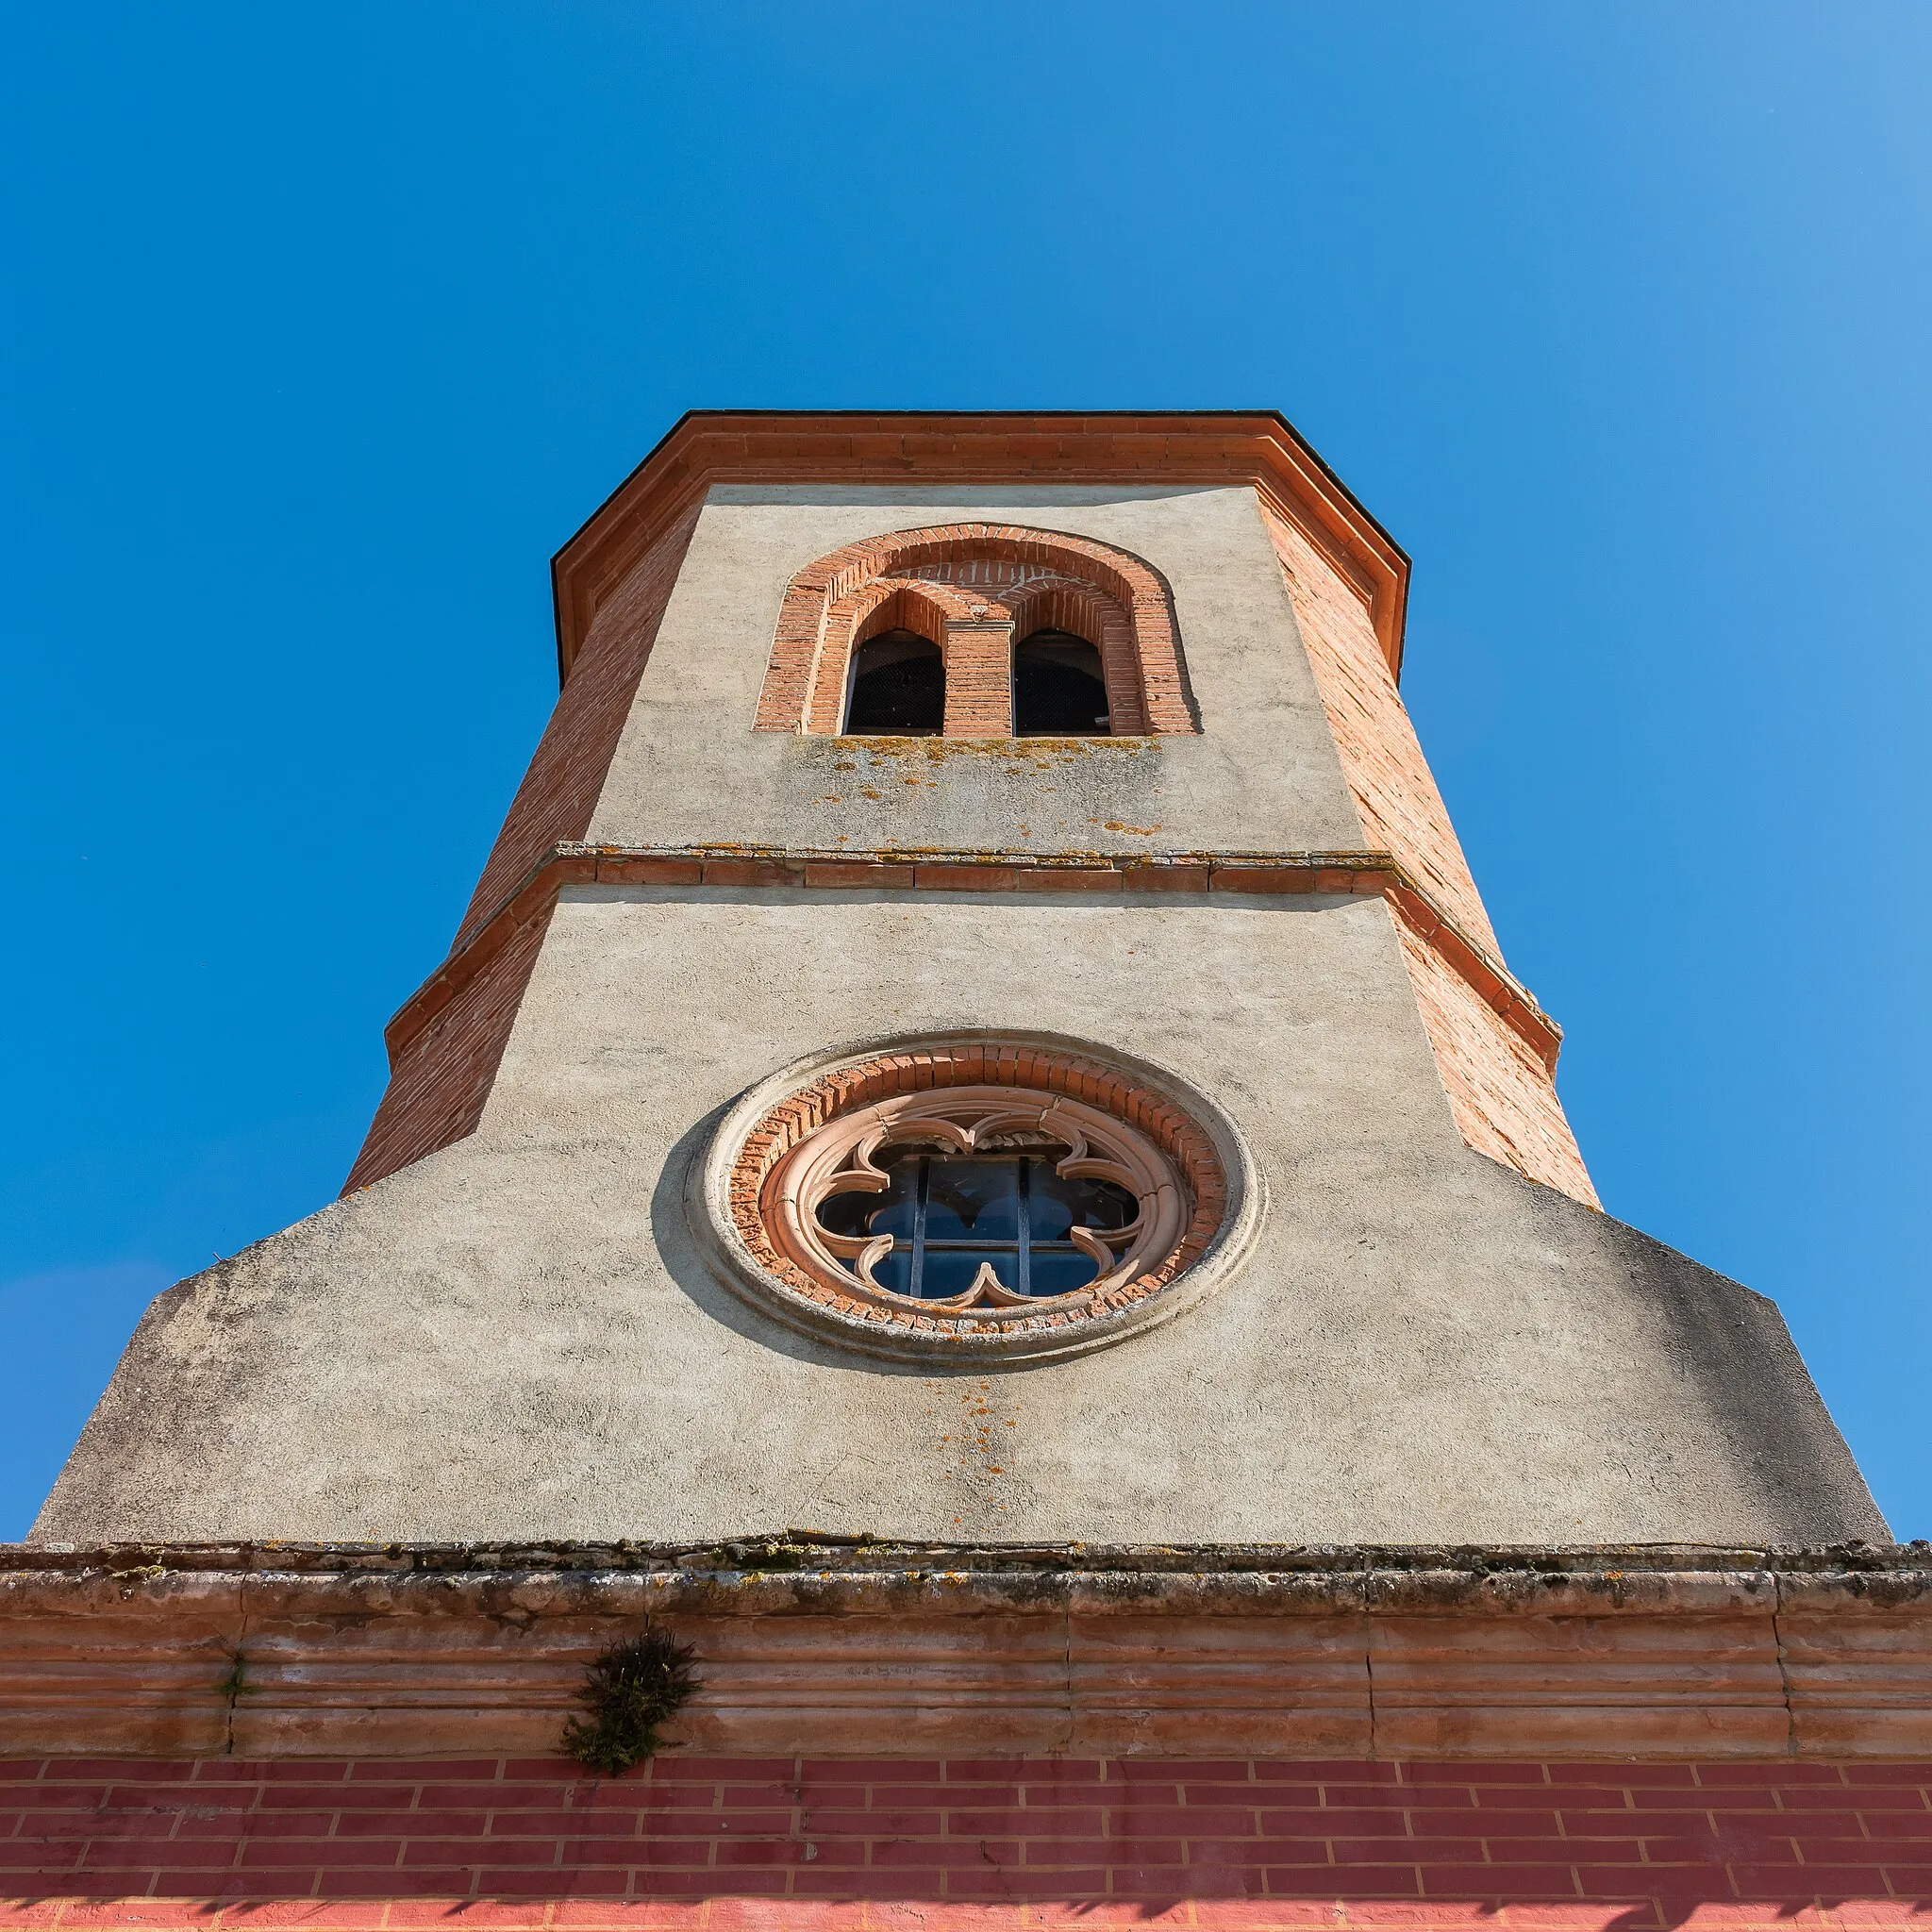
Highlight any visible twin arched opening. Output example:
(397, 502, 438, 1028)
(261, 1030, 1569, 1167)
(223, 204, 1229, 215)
(756, 523, 1198, 739)
(845, 626, 1110, 737)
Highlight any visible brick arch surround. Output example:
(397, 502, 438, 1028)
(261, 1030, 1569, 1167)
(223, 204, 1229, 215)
(755, 524, 1199, 737)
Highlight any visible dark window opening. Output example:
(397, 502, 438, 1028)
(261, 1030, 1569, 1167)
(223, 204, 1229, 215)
(816, 1149, 1138, 1300)
(1014, 629, 1110, 736)
(844, 629, 944, 734)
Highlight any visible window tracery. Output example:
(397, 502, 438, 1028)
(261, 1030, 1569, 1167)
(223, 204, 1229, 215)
(774, 1089, 1184, 1318)
(701, 1041, 1238, 1362)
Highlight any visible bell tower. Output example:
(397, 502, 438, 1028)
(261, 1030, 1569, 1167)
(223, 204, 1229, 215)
(34, 409, 1884, 1546)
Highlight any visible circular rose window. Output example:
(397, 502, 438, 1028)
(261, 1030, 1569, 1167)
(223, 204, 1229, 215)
(691, 1039, 1253, 1362)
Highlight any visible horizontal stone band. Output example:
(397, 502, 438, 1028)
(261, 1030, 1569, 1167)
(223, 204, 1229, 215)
(384, 842, 1562, 1074)
(2, 1542, 1927, 1760)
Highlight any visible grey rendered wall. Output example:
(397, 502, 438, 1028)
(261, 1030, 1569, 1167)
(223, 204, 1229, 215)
(584, 484, 1373, 861)
(34, 887, 1886, 1547)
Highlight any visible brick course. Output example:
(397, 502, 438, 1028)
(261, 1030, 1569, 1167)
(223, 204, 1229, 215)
(5, 1757, 1927, 1924)
(341, 504, 698, 1192)
(1391, 902, 1597, 1208)
(1257, 504, 1494, 959)
(343, 902, 554, 1196)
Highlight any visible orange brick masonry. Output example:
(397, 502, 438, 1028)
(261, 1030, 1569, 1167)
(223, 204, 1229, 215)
(1391, 904, 1599, 1209)
(456, 504, 702, 952)
(1259, 501, 1596, 1208)
(5, 1756, 1930, 1928)
(343, 902, 553, 1197)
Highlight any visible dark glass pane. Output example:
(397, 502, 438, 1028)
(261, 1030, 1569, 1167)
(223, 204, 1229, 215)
(813, 1189, 872, 1241)
(869, 1246, 915, 1296)
(1029, 1165, 1138, 1240)
(815, 1149, 1131, 1303)
(846, 629, 944, 734)
(1014, 629, 1109, 736)
(919, 1249, 1015, 1300)
(924, 1158, 1020, 1241)
(1027, 1249, 1103, 1297)
(814, 1153, 919, 1241)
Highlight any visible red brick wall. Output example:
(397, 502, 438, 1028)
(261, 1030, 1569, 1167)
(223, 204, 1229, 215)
(1258, 504, 1496, 955)
(1257, 499, 1594, 1208)
(1391, 901, 1598, 1208)
(340, 504, 699, 1194)
(457, 504, 702, 950)
(342, 900, 553, 1194)
(5, 1755, 1926, 1925)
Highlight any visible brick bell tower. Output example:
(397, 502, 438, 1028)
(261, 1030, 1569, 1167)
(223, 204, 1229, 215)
(35, 409, 1883, 1548)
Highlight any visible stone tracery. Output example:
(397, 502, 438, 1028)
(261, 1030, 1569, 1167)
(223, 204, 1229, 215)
(716, 1041, 1230, 1358)
(771, 1087, 1186, 1319)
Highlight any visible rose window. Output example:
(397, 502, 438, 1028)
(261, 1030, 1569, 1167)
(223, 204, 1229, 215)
(788, 1093, 1173, 1312)
(710, 1042, 1236, 1359)
(707, 1041, 1238, 1360)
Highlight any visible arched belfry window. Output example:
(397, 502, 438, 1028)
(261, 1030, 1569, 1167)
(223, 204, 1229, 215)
(844, 629, 944, 735)
(1014, 629, 1109, 736)
(757, 524, 1199, 738)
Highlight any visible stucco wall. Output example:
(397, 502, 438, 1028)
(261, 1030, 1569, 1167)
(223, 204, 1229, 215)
(36, 887, 1882, 1548)
(582, 485, 1370, 861)
(349, 480, 1595, 1206)
(38, 473, 1881, 1550)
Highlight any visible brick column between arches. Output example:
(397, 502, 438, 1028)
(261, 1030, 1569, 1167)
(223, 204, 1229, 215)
(941, 620, 1015, 737)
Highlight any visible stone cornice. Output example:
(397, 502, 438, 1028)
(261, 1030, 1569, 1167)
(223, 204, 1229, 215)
(549, 411, 1412, 684)
(9, 1537, 1924, 1580)
(4, 1542, 1927, 1760)
(382, 843, 1563, 1075)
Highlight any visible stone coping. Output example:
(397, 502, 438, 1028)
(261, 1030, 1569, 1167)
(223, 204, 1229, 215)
(8, 1539, 1932, 1585)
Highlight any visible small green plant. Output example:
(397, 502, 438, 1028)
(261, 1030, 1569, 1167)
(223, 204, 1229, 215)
(561, 1627, 700, 1776)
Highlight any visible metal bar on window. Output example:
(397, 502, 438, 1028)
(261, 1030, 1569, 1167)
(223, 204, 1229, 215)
(1017, 1157, 1032, 1297)
(909, 1156, 930, 1298)
(923, 1241, 1072, 1251)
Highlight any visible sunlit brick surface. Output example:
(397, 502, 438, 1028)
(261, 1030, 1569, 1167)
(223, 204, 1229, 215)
(340, 502, 703, 1194)
(5, 1757, 1929, 1927)
(1257, 499, 1595, 1208)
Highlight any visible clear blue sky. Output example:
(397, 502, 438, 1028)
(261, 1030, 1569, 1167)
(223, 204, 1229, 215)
(3, 5, 1927, 1540)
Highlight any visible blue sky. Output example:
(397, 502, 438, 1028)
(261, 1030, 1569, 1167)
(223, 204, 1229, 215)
(3, 4, 1927, 1539)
